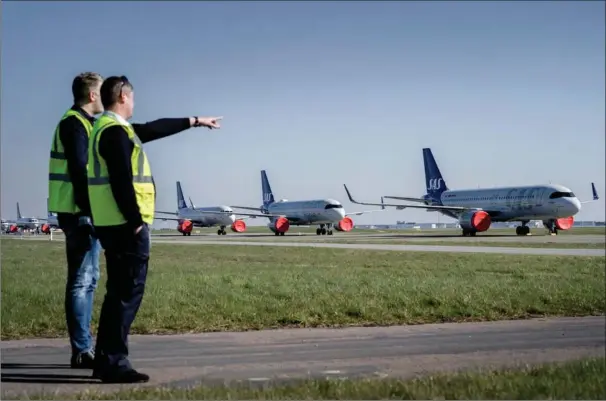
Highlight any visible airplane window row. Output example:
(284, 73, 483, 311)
(448, 195, 538, 201)
(325, 204, 344, 209)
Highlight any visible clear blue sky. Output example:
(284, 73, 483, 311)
(2, 1, 604, 226)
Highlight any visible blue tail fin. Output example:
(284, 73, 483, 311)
(261, 170, 275, 208)
(591, 182, 599, 200)
(176, 181, 188, 210)
(16, 202, 22, 219)
(423, 148, 448, 200)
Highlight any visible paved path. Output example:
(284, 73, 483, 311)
(1, 316, 604, 397)
(149, 238, 606, 256)
(5, 233, 604, 257)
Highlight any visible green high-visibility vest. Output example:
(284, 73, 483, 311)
(87, 112, 155, 226)
(48, 109, 93, 214)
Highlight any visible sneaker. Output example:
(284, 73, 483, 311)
(71, 350, 95, 369)
(94, 369, 150, 383)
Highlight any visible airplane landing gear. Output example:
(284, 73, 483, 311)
(217, 226, 227, 235)
(515, 221, 530, 236)
(461, 229, 477, 236)
(543, 220, 558, 236)
(274, 231, 285, 236)
(316, 224, 333, 236)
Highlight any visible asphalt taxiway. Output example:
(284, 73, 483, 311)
(1, 316, 603, 397)
(5, 232, 605, 256)
(147, 236, 605, 256)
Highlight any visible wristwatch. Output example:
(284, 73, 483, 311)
(193, 116, 200, 127)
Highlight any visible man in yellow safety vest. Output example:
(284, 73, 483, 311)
(87, 75, 222, 383)
(48, 72, 105, 370)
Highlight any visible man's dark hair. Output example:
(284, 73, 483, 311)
(72, 72, 103, 106)
(100, 76, 134, 109)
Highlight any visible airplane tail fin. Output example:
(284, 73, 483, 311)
(591, 182, 599, 200)
(16, 202, 22, 219)
(423, 148, 448, 200)
(176, 181, 188, 210)
(261, 170, 275, 208)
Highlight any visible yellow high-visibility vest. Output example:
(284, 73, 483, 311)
(48, 109, 93, 214)
(87, 112, 155, 226)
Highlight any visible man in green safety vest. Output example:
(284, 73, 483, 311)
(87, 75, 222, 383)
(48, 72, 105, 369)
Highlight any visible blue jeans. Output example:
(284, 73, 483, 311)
(62, 218, 101, 355)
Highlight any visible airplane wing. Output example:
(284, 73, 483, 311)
(343, 184, 471, 212)
(580, 182, 600, 204)
(382, 196, 428, 203)
(155, 210, 179, 215)
(231, 205, 264, 212)
(345, 197, 387, 216)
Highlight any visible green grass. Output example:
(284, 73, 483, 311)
(1, 240, 604, 340)
(19, 357, 606, 400)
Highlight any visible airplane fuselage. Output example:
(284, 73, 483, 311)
(427, 184, 581, 222)
(177, 206, 236, 227)
(264, 199, 346, 225)
(15, 217, 40, 230)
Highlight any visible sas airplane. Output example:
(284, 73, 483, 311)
(155, 181, 248, 236)
(229, 170, 385, 236)
(344, 147, 599, 237)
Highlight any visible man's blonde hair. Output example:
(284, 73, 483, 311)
(72, 72, 104, 106)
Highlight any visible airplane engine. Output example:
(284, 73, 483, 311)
(41, 224, 51, 234)
(230, 219, 247, 233)
(458, 210, 491, 232)
(554, 216, 574, 230)
(333, 216, 354, 232)
(268, 217, 289, 234)
(9, 225, 18, 233)
(177, 219, 193, 236)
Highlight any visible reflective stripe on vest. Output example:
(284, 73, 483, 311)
(48, 110, 93, 213)
(88, 126, 153, 185)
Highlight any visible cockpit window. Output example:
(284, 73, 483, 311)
(549, 191, 575, 199)
(325, 204, 343, 209)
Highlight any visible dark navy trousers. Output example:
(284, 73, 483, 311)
(93, 223, 151, 373)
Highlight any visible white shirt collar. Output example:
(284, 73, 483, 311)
(103, 111, 131, 126)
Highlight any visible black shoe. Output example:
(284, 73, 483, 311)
(94, 369, 150, 383)
(70, 350, 95, 369)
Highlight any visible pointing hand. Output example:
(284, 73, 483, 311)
(193, 116, 223, 129)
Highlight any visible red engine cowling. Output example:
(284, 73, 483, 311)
(268, 217, 289, 234)
(9, 225, 18, 233)
(458, 210, 491, 232)
(41, 224, 51, 234)
(177, 219, 193, 234)
(230, 219, 247, 233)
(555, 216, 574, 230)
(333, 216, 354, 232)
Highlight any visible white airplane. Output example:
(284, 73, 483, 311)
(344, 147, 600, 237)
(9, 202, 42, 232)
(155, 181, 248, 236)
(229, 170, 385, 236)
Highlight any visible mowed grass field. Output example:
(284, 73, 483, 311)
(1, 239, 604, 340)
